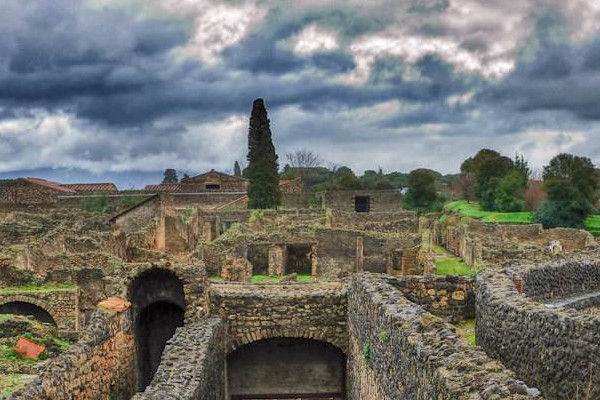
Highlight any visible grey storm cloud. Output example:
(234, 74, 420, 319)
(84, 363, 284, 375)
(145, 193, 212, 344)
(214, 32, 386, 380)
(0, 0, 599, 182)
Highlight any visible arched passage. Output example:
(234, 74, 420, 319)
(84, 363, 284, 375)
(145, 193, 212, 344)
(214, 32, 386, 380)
(227, 337, 346, 400)
(0, 301, 57, 327)
(128, 268, 185, 391)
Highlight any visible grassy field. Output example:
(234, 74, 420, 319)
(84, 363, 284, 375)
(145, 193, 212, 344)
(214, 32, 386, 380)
(0, 373, 36, 398)
(445, 201, 533, 224)
(432, 246, 477, 278)
(445, 200, 600, 236)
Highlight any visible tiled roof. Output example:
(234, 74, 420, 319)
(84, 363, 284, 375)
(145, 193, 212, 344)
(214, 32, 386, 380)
(22, 178, 75, 193)
(61, 183, 118, 192)
(181, 169, 248, 183)
(144, 183, 183, 193)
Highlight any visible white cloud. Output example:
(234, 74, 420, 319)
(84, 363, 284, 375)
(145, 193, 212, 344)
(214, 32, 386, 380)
(292, 25, 339, 56)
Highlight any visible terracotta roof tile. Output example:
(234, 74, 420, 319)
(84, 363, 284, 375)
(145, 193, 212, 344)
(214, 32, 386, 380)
(22, 178, 75, 193)
(144, 183, 182, 193)
(61, 183, 118, 192)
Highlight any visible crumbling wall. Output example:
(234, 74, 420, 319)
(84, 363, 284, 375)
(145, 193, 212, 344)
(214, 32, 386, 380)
(329, 210, 418, 233)
(0, 180, 60, 205)
(477, 261, 600, 400)
(348, 274, 542, 400)
(130, 317, 225, 400)
(9, 305, 135, 400)
(384, 275, 475, 321)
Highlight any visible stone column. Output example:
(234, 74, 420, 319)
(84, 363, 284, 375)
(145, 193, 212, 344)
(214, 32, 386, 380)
(311, 244, 318, 279)
(356, 236, 364, 273)
(268, 245, 285, 276)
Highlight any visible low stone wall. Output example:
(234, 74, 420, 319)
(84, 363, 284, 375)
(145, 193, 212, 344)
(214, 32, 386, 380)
(210, 282, 347, 352)
(521, 258, 600, 300)
(10, 305, 135, 400)
(328, 209, 418, 233)
(477, 262, 600, 400)
(348, 274, 542, 400)
(130, 317, 225, 400)
(384, 275, 475, 321)
(317, 190, 404, 213)
(0, 289, 79, 331)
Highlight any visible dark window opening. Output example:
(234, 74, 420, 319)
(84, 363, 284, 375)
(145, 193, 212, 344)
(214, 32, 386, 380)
(248, 245, 269, 275)
(222, 221, 237, 234)
(285, 244, 313, 275)
(205, 183, 221, 190)
(354, 196, 370, 212)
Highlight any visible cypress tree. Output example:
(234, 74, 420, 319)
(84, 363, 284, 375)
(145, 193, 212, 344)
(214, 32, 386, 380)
(234, 161, 242, 177)
(247, 98, 281, 209)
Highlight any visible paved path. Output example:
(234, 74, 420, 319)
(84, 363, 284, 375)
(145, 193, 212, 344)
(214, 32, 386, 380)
(545, 290, 600, 308)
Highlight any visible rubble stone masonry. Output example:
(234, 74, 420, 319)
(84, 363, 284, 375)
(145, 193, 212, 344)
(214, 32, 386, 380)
(10, 305, 135, 400)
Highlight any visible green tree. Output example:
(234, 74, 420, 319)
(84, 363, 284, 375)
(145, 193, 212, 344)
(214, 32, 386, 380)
(234, 161, 242, 177)
(162, 169, 178, 184)
(404, 169, 439, 211)
(182, 172, 190, 181)
(246, 99, 281, 209)
(494, 170, 526, 212)
(460, 149, 515, 210)
(534, 153, 599, 228)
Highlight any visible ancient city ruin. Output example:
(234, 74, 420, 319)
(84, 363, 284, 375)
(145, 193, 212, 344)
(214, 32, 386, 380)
(0, 99, 599, 400)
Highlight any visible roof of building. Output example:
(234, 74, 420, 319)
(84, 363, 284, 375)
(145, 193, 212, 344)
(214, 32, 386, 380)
(61, 183, 118, 192)
(181, 169, 248, 183)
(144, 183, 183, 193)
(21, 178, 76, 193)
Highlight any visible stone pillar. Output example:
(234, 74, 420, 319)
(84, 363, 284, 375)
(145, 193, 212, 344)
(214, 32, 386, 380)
(311, 244, 318, 280)
(203, 222, 213, 242)
(356, 236, 364, 273)
(268, 245, 285, 276)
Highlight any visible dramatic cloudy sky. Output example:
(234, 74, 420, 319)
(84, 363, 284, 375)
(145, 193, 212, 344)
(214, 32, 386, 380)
(1, 0, 600, 188)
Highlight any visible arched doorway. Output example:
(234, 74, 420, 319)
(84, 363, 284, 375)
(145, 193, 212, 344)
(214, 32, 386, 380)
(0, 301, 57, 327)
(128, 268, 185, 391)
(227, 338, 346, 400)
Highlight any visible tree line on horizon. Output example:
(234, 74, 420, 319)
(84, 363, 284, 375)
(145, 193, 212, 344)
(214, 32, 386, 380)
(161, 98, 600, 229)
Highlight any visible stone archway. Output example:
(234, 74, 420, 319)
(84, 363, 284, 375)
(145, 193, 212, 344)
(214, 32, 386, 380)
(0, 297, 58, 327)
(128, 268, 186, 391)
(226, 337, 346, 400)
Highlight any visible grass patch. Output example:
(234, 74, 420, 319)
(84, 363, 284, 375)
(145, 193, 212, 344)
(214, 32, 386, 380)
(435, 257, 477, 278)
(0, 283, 76, 295)
(296, 274, 314, 282)
(454, 319, 476, 346)
(209, 276, 224, 282)
(0, 373, 36, 398)
(586, 215, 600, 237)
(251, 275, 282, 283)
(445, 201, 533, 224)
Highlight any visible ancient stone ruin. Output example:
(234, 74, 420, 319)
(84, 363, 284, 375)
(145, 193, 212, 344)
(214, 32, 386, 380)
(0, 171, 599, 400)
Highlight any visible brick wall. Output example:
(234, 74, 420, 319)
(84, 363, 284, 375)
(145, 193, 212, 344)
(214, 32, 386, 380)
(0, 180, 59, 205)
(317, 190, 403, 213)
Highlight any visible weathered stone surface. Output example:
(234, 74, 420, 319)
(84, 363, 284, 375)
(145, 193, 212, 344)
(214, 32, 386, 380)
(476, 259, 600, 400)
(131, 317, 225, 400)
(347, 274, 542, 400)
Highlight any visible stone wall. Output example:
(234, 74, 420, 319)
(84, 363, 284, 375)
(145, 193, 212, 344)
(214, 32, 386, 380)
(112, 195, 160, 235)
(437, 220, 595, 266)
(476, 261, 600, 400)
(10, 305, 135, 400)
(317, 190, 403, 213)
(130, 317, 225, 400)
(384, 275, 475, 321)
(210, 282, 348, 352)
(348, 274, 542, 400)
(0, 289, 79, 331)
(0, 180, 60, 205)
(315, 228, 421, 277)
(328, 210, 418, 233)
